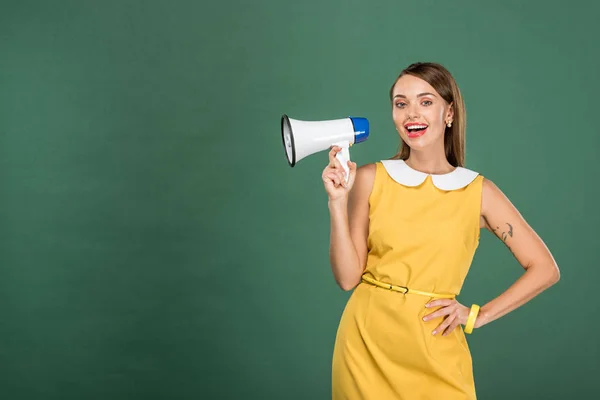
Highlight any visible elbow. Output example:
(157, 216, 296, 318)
(338, 277, 361, 292)
(549, 265, 561, 284)
(339, 283, 356, 292)
(543, 262, 560, 287)
(528, 259, 560, 287)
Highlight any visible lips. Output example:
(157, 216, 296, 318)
(404, 122, 429, 138)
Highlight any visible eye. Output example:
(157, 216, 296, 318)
(422, 100, 432, 106)
(395, 102, 407, 108)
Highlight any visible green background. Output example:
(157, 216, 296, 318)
(1, 0, 597, 399)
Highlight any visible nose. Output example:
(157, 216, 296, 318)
(407, 103, 419, 120)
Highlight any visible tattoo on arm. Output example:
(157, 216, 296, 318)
(491, 222, 515, 254)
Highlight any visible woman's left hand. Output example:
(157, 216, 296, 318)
(423, 299, 472, 336)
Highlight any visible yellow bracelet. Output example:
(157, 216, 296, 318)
(464, 304, 480, 334)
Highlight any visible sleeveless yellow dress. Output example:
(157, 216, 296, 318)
(332, 159, 484, 400)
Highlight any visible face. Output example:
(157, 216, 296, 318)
(391, 74, 453, 151)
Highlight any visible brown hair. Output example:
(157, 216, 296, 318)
(388, 62, 466, 167)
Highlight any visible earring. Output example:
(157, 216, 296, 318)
(447, 121, 452, 128)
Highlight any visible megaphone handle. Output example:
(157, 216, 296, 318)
(335, 146, 351, 183)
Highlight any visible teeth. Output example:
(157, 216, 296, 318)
(406, 125, 427, 130)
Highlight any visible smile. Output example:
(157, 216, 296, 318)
(404, 123, 429, 138)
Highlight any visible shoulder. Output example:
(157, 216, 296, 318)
(356, 162, 377, 179)
(479, 177, 500, 229)
(481, 177, 515, 218)
(355, 162, 377, 187)
(482, 177, 505, 203)
(349, 163, 377, 200)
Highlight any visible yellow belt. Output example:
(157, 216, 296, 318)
(361, 275, 456, 299)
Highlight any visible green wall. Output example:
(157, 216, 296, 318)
(1, 0, 597, 398)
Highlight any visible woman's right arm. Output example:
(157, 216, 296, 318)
(322, 146, 376, 291)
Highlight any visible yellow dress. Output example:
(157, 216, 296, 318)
(332, 159, 484, 400)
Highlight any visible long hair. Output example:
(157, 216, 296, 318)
(388, 62, 466, 167)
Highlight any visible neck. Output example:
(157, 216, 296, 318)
(405, 148, 454, 175)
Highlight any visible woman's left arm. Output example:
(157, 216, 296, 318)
(474, 177, 560, 328)
(424, 177, 560, 336)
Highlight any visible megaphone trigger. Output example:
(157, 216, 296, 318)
(333, 141, 351, 183)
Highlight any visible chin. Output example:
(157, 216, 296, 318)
(403, 131, 443, 150)
(402, 136, 431, 150)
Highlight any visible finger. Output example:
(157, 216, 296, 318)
(423, 305, 455, 321)
(348, 161, 357, 172)
(332, 172, 347, 188)
(322, 170, 337, 184)
(423, 310, 448, 322)
(432, 315, 456, 336)
(323, 162, 341, 175)
(328, 146, 341, 167)
(442, 319, 462, 336)
(325, 173, 340, 187)
(326, 172, 342, 187)
(328, 148, 336, 168)
(333, 152, 346, 170)
(337, 171, 348, 188)
(426, 299, 455, 308)
(325, 162, 340, 173)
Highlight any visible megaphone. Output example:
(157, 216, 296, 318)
(281, 114, 369, 182)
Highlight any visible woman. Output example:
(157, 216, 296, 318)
(323, 62, 560, 399)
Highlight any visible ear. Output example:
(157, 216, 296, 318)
(446, 102, 454, 122)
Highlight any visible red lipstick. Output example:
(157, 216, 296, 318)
(404, 122, 429, 138)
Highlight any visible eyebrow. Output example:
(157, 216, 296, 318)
(393, 92, 437, 99)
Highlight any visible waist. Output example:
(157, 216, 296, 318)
(360, 274, 456, 299)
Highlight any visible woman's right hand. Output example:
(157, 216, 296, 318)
(322, 146, 357, 202)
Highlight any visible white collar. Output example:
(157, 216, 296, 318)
(380, 159, 479, 191)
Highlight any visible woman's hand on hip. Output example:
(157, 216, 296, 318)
(422, 299, 473, 336)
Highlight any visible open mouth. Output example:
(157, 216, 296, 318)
(404, 123, 429, 138)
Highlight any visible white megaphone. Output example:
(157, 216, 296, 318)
(281, 114, 369, 182)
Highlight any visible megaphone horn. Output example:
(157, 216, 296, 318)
(281, 114, 369, 182)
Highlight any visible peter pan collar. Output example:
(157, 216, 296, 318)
(381, 159, 479, 191)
